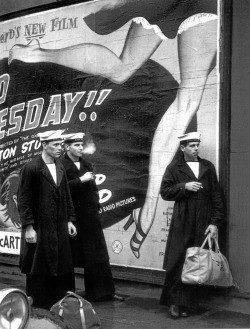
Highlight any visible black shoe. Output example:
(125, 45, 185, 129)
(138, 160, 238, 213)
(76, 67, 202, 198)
(180, 310, 189, 317)
(111, 294, 126, 301)
(180, 306, 190, 317)
(169, 305, 180, 319)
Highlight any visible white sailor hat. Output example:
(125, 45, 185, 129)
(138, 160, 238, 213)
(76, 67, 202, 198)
(178, 132, 201, 144)
(37, 130, 64, 142)
(63, 132, 85, 143)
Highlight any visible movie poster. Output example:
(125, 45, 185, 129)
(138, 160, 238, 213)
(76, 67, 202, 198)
(0, 0, 221, 270)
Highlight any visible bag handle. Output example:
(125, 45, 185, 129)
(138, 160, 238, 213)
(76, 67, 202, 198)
(213, 236, 221, 253)
(201, 233, 221, 254)
(65, 291, 83, 299)
(58, 291, 86, 329)
(201, 234, 211, 250)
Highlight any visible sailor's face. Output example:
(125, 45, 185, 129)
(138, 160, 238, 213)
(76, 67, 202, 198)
(67, 142, 84, 158)
(181, 142, 200, 161)
(44, 141, 62, 159)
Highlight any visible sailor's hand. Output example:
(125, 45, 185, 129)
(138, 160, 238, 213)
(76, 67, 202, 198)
(68, 221, 77, 237)
(25, 225, 37, 243)
(185, 181, 203, 192)
(80, 172, 95, 183)
(205, 224, 218, 240)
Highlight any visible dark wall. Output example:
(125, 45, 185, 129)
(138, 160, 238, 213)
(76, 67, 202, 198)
(230, 0, 250, 292)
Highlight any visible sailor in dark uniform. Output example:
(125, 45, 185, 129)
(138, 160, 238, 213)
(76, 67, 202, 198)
(61, 132, 125, 301)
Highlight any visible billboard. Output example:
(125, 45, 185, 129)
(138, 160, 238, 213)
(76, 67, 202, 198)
(0, 0, 221, 271)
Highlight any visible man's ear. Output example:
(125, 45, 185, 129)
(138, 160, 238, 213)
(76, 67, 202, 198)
(42, 141, 47, 149)
(180, 145, 185, 152)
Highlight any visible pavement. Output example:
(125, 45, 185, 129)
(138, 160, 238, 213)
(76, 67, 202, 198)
(1, 264, 250, 329)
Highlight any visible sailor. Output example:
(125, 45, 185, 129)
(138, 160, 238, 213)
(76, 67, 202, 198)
(18, 130, 77, 309)
(61, 132, 125, 301)
(160, 132, 224, 318)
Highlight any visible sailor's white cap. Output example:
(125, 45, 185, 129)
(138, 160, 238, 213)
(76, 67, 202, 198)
(37, 130, 64, 142)
(178, 132, 201, 144)
(63, 132, 85, 143)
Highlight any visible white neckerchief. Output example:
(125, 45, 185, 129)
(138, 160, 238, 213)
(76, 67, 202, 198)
(46, 163, 57, 185)
(74, 161, 80, 170)
(186, 161, 199, 178)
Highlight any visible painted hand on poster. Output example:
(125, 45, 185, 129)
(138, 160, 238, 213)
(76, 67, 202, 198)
(2, 0, 219, 262)
(0, 171, 21, 229)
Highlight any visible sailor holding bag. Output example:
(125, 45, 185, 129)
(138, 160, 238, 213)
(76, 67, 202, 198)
(159, 132, 225, 318)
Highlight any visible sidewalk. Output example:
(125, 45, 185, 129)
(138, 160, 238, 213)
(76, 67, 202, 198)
(1, 265, 250, 329)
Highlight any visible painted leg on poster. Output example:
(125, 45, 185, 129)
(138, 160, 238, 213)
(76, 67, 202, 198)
(125, 14, 218, 259)
(8, 17, 165, 84)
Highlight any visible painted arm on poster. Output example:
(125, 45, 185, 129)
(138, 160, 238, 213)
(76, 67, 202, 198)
(8, 18, 165, 84)
(124, 13, 218, 258)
